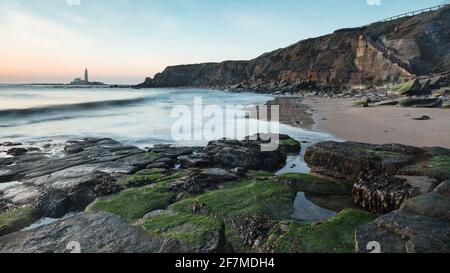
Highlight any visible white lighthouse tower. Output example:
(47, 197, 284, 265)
(84, 68, 89, 83)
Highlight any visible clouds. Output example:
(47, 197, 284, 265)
(367, 0, 382, 6)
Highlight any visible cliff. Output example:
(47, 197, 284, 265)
(138, 5, 450, 91)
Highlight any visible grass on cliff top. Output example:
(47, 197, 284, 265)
(279, 173, 353, 195)
(139, 212, 223, 251)
(0, 207, 41, 235)
(86, 182, 174, 223)
(267, 209, 375, 253)
(171, 179, 297, 221)
(401, 156, 450, 181)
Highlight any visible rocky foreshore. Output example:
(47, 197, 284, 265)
(0, 136, 449, 253)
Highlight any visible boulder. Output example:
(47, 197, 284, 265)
(401, 192, 450, 221)
(0, 207, 41, 236)
(400, 97, 442, 108)
(372, 99, 400, 106)
(390, 79, 421, 96)
(0, 213, 162, 253)
(138, 211, 226, 253)
(434, 181, 450, 197)
(304, 141, 421, 182)
(278, 173, 353, 195)
(352, 176, 421, 215)
(171, 168, 238, 194)
(356, 209, 450, 253)
(35, 171, 123, 218)
(6, 148, 28, 157)
(203, 139, 287, 171)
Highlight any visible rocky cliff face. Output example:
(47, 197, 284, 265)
(138, 5, 450, 91)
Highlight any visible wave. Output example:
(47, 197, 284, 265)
(0, 97, 152, 118)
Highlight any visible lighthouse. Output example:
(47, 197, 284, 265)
(84, 68, 89, 83)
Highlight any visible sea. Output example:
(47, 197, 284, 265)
(0, 84, 342, 222)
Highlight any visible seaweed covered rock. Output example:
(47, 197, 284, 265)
(305, 141, 423, 182)
(400, 147, 450, 181)
(267, 209, 375, 253)
(171, 168, 238, 195)
(138, 211, 226, 253)
(86, 183, 174, 223)
(352, 176, 421, 215)
(0, 207, 41, 236)
(203, 139, 287, 171)
(0, 213, 162, 253)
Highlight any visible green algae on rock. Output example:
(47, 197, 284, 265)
(0, 207, 41, 236)
(86, 183, 174, 223)
(172, 179, 297, 221)
(266, 209, 376, 253)
(139, 211, 225, 253)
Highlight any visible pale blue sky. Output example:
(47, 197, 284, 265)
(0, 0, 445, 84)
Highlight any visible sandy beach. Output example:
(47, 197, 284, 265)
(301, 98, 450, 148)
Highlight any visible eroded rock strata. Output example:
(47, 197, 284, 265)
(137, 6, 450, 92)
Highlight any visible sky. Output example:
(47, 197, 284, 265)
(0, 0, 446, 84)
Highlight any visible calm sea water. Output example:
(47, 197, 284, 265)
(0, 85, 334, 149)
(0, 85, 341, 222)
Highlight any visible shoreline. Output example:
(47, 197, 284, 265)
(295, 97, 450, 148)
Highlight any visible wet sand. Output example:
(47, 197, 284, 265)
(302, 98, 450, 148)
(265, 97, 315, 129)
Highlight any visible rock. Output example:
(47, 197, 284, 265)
(356, 222, 407, 253)
(249, 134, 301, 154)
(171, 168, 238, 195)
(203, 139, 287, 171)
(232, 215, 274, 248)
(150, 146, 201, 158)
(278, 173, 353, 195)
(35, 171, 123, 218)
(443, 100, 450, 109)
(401, 193, 450, 221)
(304, 141, 421, 182)
(86, 183, 174, 223)
(372, 99, 400, 106)
(390, 79, 422, 96)
(0, 213, 162, 253)
(178, 153, 211, 168)
(395, 176, 438, 194)
(138, 211, 226, 253)
(6, 148, 28, 157)
(352, 176, 421, 215)
(412, 115, 431, 120)
(400, 97, 442, 108)
(0, 142, 22, 147)
(0, 207, 41, 236)
(356, 209, 450, 253)
(434, 181, 450, 197)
